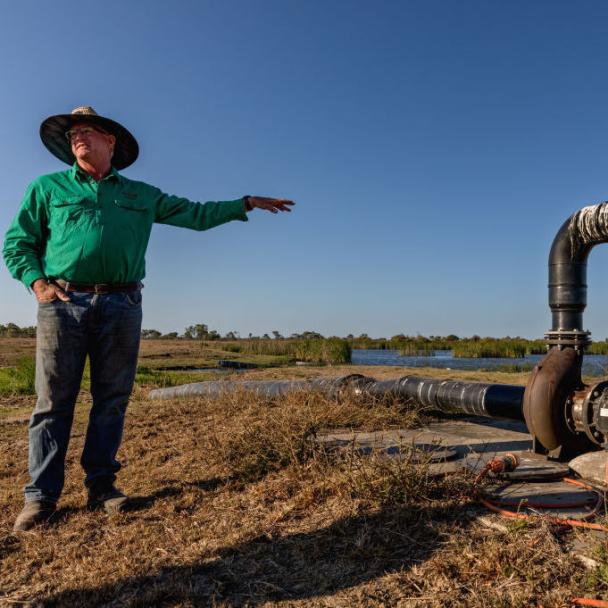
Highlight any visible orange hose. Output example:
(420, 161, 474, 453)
(563, 477, 597, 490)
(473, 459, 607, 531)
(490, 497, 595, 509)
(478, 496, 608, 531)
(572, 599, 608, 607)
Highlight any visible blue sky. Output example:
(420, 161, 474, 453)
(2, 0, 608, 339)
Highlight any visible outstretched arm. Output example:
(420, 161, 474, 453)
(153, 188, 295, 231)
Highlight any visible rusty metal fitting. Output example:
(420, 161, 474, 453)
(487, 453, 519, 475)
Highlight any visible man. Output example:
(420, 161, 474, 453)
(3, 106, 294, 532)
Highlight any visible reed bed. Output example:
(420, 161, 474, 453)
(215, 337, 351, 364)
(452, 338, 546, 358)
(398, 341, 437, 356)
(395, 337, 547, 359)
(587, 341, 608, 355)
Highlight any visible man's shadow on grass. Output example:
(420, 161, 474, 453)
(126, 476, 236, 511)
(42, 502, 471, 607)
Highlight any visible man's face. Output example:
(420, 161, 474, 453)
(67, 122, 116, 166)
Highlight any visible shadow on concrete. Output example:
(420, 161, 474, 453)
(41, 504, 471, 607)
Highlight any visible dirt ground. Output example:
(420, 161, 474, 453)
(1, 346, 608, 606)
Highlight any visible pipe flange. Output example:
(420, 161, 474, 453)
(544, 329, 591, 350)
(580, 380, 608, 446)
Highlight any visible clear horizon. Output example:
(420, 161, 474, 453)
(3, 1, 608, 341)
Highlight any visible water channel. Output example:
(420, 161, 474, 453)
(351, 349, 608, 377)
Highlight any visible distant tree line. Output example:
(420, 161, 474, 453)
(0, 323, 36, 338)
(0, 322, 326, 340)
(4, 322, 608, 355)
(140, 325, 327, 341)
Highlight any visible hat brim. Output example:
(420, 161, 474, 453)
(40, 114, 139, 170)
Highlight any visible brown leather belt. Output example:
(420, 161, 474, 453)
(54, 279, 141, 294)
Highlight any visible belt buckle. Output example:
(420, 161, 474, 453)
(94, 283, 110, 294)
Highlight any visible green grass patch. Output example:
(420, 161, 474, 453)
(205, 337, 351, 365)
(134, 366, 222, 388)
(482, 362, 536, 373)
(0, 359, 226, 396)
(0, 357, 36, 396)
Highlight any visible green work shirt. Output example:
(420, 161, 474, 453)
(3, 163, 248, 288)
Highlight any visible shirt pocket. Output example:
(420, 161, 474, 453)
(49, 196, 94, 228)
(114, 199, 148, 213)
(111, 199, 151, 244)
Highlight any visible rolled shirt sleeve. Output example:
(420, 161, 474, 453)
(3, 180, 47, 289)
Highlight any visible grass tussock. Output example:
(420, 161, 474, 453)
(0, 382, 603, 607)
(339, 449, 470, 508)
(209, 389, 423, 483)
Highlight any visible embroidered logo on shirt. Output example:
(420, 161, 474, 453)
(122, 191, 139, 200)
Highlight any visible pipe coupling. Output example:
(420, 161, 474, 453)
(544, 329, 591, 351)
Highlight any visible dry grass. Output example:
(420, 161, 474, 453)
(1, 367, 607, 606)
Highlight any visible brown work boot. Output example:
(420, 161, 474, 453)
(87, 480, 129, 514)
(13, 500, 56, 532)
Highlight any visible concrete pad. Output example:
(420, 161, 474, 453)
(569, 451, 608, 489)
(317, 416, 533, 459)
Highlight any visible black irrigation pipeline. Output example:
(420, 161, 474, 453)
(149, 373, 526, 423)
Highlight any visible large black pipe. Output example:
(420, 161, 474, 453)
(548, 218, 589, 332)
(364, 376, 525, 421)
(548, 218, 595, 333)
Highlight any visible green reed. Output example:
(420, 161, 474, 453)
(213, 338, 351, 364)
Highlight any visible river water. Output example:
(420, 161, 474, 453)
(351, 349, 608, 377)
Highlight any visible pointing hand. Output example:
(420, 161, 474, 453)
(244, 196, 295, 214)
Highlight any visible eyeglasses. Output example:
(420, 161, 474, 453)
(65, 126, 108, 142)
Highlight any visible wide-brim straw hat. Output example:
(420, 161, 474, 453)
(40, 106, 139, 170)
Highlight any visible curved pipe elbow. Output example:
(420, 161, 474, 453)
(548, 217, 590, 333)
(548, 202, 608, 334)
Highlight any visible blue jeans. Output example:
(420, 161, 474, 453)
(25, 290, 143, 503)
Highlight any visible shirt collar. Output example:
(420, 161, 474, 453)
(70, 162, 122, 183)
